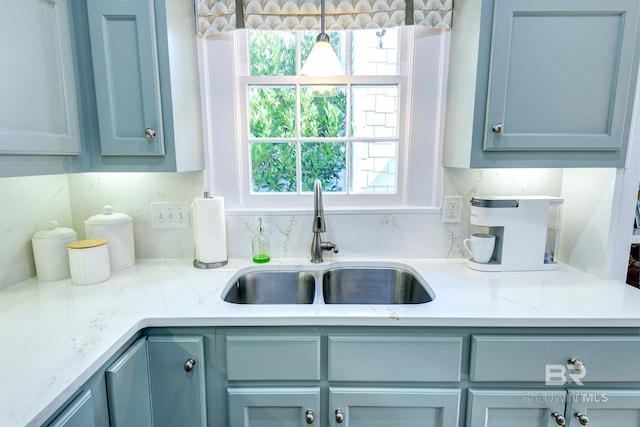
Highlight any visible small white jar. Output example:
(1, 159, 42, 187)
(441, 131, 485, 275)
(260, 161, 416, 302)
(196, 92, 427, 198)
(84, 205, 135, 271)
(31, 220, 77, 281)
(67, 238, 111, 285)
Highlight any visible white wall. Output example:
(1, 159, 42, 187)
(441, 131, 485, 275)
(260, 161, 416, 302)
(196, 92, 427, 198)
(0, 168, 566, 290)
(0, 174, 73, 288)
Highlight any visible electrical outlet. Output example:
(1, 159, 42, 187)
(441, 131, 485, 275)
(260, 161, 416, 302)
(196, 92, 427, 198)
(151, 202, 190, 228)
(443, 196, 462, 223)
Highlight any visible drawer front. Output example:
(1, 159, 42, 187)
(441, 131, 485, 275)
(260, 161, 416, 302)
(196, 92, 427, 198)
(328, 335, 463, 382)
(470, 335, 640, 382)
(226, 334, 321, 381)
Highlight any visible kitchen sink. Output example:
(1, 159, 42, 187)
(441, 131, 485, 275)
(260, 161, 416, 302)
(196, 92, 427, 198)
(322, 267, 433, 304)
(222, 265, 434, 305)
(223, 271, 316, 304)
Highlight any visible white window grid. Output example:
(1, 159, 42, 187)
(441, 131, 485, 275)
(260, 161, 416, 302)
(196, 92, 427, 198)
(236, 30, 408, 207)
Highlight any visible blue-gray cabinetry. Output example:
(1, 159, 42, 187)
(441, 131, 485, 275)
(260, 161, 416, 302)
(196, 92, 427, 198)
(223, 330, 462, 427)
(105, 338, 153, 427)
(45, 326, 640, 426)
(444, 0, 640, 168)
(147, 336, 207, 427)
(48, 391, 96, 427)
(105, 335, 207, 427)
(466, 334, 640, 426)
(86, 0, 164, 157)
(0, 0, 85, 177)
(1, 0, 203, 178)
(84, 0, 203, 172)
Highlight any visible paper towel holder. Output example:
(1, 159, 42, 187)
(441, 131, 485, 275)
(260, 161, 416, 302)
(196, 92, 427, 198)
(193, 259, 228, 269)
(193, 191, 228, 269)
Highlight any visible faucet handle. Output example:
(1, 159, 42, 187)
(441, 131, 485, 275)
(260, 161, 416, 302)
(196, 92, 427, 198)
(322, 242, 338, 253)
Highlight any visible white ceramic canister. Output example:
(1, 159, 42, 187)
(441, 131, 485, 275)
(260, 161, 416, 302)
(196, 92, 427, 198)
(67, 238, 111, 285)
(84, 205, 135, 271)
(31, 220, 77, 281)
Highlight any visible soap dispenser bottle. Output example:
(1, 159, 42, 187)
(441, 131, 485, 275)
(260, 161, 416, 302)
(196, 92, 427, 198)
(252, 218, 271, 263)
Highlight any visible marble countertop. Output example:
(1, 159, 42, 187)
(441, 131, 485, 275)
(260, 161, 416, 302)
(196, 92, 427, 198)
(2, 258, 640, 426)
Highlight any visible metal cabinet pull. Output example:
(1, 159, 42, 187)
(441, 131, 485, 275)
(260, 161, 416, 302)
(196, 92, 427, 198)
(574, 412, 589, 426)
(183, 358, 196, 372)
(551, 411, 566, 426)
(491, 123, 503, 134)
(335, 409, 344, 423)
(568, 357, 584, 371)
(305, 409, 314, 424)
(145, 128, 157, 138)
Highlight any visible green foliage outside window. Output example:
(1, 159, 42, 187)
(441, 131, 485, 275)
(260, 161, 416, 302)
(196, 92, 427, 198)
(248, 31, 347, 193)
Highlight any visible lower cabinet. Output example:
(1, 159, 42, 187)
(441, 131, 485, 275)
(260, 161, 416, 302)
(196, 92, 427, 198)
(467, 334, 640, 426)
(227, 387, 460, 427)
(329, 388, 460, 427)
(105, 339, 152, 427)
(564, 389, 640, 426)
(46, 327, 640, 427)
(467, 389, 640, 426)
(105, 335, 206, 427)
(223, 330, 463, 427)
(228, 387, 320, 427)
(147, 336, 207, 427)
(48, 391, 96, 427)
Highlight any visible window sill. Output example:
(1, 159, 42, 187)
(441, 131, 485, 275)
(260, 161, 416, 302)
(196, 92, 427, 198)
(224, 206, 441, 216)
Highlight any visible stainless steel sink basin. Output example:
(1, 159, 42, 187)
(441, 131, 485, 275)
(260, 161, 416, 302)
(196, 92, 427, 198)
(223, 271, 316, 304)
(322, 267, 433, 304)
(222, 265, 434, 305)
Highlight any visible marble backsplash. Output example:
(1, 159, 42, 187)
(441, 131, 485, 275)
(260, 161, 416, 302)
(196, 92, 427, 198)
(0, 168, 566, 290)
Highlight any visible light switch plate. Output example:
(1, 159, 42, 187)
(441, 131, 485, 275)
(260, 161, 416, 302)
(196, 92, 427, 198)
(443, 196, 462, 223)
(151, 202, 190, 228)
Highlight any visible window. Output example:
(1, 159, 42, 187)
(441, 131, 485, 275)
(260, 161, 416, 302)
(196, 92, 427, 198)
(202, 26, 449, 211)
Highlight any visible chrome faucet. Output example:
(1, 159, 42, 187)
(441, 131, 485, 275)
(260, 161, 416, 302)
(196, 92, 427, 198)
(311, 179, 338, 263)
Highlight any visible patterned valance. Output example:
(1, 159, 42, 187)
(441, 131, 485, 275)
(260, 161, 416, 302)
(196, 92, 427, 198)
(196, 0, 452, 36)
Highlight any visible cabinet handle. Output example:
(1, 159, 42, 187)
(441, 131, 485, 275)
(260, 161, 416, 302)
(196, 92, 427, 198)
(145, 128, 157, 138)
(551, 411, 566, 426)
(335, 409, 344, 423)
(305, 409, 314, 424)
(574, 411, 589, 426)
(183, 358, 196, 372)
(567, 357, 584, 371)
(491, 123, 503, 134)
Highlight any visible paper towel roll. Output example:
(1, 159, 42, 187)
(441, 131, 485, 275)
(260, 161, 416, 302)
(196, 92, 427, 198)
(193, 196, 228, 264)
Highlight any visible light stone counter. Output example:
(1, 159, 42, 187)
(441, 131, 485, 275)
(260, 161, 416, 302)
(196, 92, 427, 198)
(1, 258, 640, 426)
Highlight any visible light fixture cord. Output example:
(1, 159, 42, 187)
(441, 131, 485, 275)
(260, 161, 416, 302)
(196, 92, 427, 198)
(320, 0, 326, 34)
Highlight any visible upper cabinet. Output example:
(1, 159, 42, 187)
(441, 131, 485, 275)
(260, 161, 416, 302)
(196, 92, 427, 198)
(443, 0, 640, 168)
(87, 0, 164, 157)
(0, 0, 85, 177)
(85, 0, 204, 172)
(0, 0, 204, 178)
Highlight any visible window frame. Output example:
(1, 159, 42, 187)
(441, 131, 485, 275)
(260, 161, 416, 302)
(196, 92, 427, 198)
(198, 27, 449, 213)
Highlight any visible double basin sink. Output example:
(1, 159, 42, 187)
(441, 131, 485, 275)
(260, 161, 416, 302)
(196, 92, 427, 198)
(222, 264, 434, 305)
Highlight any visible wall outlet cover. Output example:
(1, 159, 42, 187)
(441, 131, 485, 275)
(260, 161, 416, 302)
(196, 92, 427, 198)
(443, 196, 462, 223)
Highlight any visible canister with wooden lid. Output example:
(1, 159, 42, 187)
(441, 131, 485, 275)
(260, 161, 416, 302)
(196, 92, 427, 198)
(67, 238, 111, 285)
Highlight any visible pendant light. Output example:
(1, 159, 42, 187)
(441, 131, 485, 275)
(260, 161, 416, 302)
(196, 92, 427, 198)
(301, 0, 344, 76)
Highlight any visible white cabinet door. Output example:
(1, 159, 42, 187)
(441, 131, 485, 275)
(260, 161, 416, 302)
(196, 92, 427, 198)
(0, 0, 80, 155)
